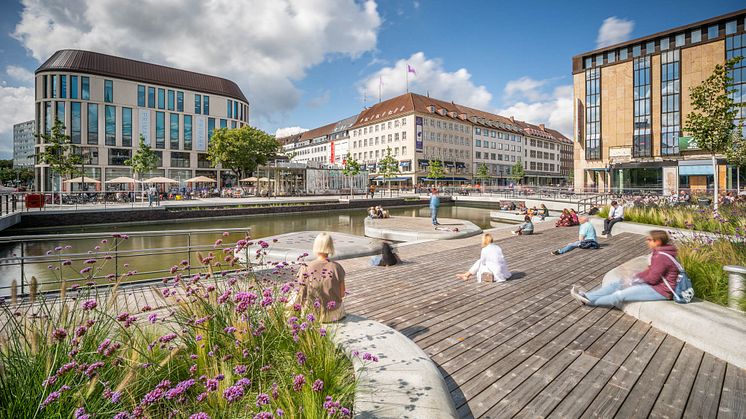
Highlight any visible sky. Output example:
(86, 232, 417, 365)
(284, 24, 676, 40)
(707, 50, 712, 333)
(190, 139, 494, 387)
(0, 0, 743, 159)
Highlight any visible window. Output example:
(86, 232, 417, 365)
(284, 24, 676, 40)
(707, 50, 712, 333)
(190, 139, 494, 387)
(177, 91, 184, 112)
(167, 90, 175, 111)
(42, 75, 48, 98)
(208, 118, 215, 143)
(607, 51, 616, 63)
(71, 102, 81, 144)
(708, 25, 719, 40)
(184, 115, 192, 150)
(595, 54, 604, 65)
(155, 111, 165, 149)
(234, 102, 238, 119)
(171, 152, 190, 168)
(81, 77, 89, 100)
(632, 45, 641, 57)
(661, 50, 681, 156)
(195, 94, 202, 114)
(227, 100, 232, 118)
(108, 148, 131, 166)
(660, 38, 670, 50)
(675, 33, 685, 47)
(148, 87, 155, 108)
(633, 56, 652, 157)
(220, 119, 227, 129)
(138, 85, 146, 107)
(122, 107, 132, 147)
(44, 102, 52, 135)
(476, 151, 482, 159)
(198, 153, 212, 168)
(585, 68, 601, 160)
(55, 102, 65, 127)
(726, 33, 745, 137)
(87, 103, 98, 144)
(475, 139, 481, 147)
(105, 105, 116, 146)
(585, 57, 592, 68)
(726, 20, 737, 35)
(104, 80, 113, 103)
(154, 151, 163, 167)
(51, 75, 57, 98)
(158, 88, 165, 109)
(619, 48, 628, 60)
(60, 75, 67, 98)
(645, 41, 655, 54)
(691, 29, 701, 43)
(170, 113, 179, 149)
(203, 95, 209, 115)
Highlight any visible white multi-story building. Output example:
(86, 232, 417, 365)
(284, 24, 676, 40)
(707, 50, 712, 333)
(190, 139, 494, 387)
(13, 120, 35, 168)
(34, 49, 250, 191)
(279, 115, 356, 167)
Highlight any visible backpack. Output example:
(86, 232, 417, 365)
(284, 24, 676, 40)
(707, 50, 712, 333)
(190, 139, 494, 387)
(578, 239, 599, 249)
(659, 252, 694, 304)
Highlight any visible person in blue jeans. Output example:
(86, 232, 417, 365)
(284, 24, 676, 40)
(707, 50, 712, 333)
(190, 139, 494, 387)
(570, 230, 679, 308)
(430, 189, 440, 225)
(551, 215, 597, 255)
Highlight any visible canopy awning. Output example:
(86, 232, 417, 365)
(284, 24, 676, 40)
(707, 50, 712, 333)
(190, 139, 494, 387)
(105, 176, 137, 183)
(64, 176, 100, 184)
(142, 176, 179, 183)
(240, 177, 259, 182)
(421, 177, 469, 181)
(678, 165, 714, 175)
(372, 176, 411, 181)
(185, 176, 217, 183)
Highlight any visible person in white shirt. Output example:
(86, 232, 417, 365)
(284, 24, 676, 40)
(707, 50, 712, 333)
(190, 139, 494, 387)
(456, 233, 512, 282)
(602, 200, 624, 237)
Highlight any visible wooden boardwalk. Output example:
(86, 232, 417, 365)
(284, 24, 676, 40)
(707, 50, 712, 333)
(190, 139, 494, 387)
(343, 228, 746, 419)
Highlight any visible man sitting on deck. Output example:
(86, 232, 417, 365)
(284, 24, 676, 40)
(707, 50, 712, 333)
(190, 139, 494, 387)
(551, 215, 598, 255)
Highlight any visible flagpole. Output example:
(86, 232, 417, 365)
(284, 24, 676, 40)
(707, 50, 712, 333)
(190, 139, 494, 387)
(378, 76, 382, 103)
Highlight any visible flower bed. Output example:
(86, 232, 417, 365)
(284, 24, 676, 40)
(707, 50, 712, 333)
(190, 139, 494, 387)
(0, 235, 366, 418)
(597, 203, 746, 236)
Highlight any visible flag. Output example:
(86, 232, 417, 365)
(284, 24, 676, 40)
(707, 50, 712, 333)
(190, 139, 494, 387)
(407, 64, 416, 75)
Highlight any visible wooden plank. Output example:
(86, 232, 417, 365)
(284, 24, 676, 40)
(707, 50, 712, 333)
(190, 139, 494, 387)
(683, 352, 727, 419)
(718, 364, 746, 419)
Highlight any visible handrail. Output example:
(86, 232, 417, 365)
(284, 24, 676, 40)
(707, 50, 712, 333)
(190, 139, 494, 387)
(0, 227, 251, 243)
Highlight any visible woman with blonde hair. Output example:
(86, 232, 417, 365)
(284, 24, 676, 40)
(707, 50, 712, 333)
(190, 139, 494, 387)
(456, 233, 512, 282)
(297, 232, 346, 322)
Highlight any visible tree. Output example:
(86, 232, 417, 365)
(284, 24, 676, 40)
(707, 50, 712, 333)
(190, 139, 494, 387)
(427, 159, 445, 187)
(683, 56, 743, 210)
(125, 134, 159, 203)
(36, 119, 83, 203)
(378, 146, 399, 196)
(510, 162, 525, 185)
(207, 126, 280, 181)
(341, 153, 361, 199)
(475, 163, 490, 192)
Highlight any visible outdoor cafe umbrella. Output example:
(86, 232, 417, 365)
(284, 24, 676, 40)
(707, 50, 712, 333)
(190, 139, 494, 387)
(105, 176, 137, 183)
(240, 177, 258, 182)
(185, 176, 217, 183)
(63, 176, 101, 184)
(142, 176, 179, 184)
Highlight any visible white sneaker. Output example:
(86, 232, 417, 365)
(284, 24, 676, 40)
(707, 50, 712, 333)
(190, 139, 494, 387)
(570, 286, 590, 305)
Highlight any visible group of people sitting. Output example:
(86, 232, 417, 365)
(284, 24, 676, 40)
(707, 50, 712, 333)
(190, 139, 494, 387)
(367, 206, 390, 219)
(519, 204, 549, 221)
(555, 208, 580, 227)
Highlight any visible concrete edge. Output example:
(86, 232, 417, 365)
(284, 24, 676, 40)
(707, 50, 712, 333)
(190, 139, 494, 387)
(331, 314, 458, 419)
(602, 256, 746, 369)
(364, 218, 482, 242)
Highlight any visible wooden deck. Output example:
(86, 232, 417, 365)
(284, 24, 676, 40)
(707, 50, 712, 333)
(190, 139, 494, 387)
(343, 228, 746, 419)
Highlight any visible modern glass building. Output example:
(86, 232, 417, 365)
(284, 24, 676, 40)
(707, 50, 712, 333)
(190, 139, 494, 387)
(34, 49, 250, 191)
(572, 9, 746, 194)
(13, 120, 35, 169)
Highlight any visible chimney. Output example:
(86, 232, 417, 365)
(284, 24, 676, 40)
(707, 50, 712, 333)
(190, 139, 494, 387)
(539, 123, 545, 131)
(509, 116, 515, 123)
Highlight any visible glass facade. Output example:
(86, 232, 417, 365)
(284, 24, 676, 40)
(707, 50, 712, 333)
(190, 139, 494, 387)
(122, 107, 132, 147)
(727, 33, 746, 135)
(81, 77, 90, 100)
(70, 76, 78, 99)
(87, 103, 98, 145)
(633, 56, 652, 157)
(177, 91, 184, 112)
(208, 118, 215, 143)
(195, 94, 201, 114)
(585, 69, 601, 160)
(184, 115, 192, 150)
(158, 88, 165, 109)
(60, 75, 67, 98)
(661, 50, 681, 155)
(138, 85, 146, 107)
(105, 105, 116, 146)
(227, 100, 232, 118)
(156, 111, 165, 149)
(203, 95, 209, 115)
(51, 75, 57, 98)
(42, 75, 48, 99)
(170, 113, 179, 149)
(148, 87, 155, 108)
(168, 90, 174, 111)
(104, 80, 113, 103)
(71, 102, 81, 144)
(220, 119, 227, 129)
(55, 101, 65, 126)
(170, 152, 190, 168)
(45, 102, 52, 135)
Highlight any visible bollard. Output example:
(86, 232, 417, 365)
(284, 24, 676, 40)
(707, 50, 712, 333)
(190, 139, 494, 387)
(723, 265, 746, 310)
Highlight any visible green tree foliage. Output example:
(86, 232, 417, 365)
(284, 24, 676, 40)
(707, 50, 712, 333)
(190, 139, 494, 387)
(475, 163, 490, 185)
(36, 119, 83, 188)
(378, 146, 399, 195)
(683, 56, 743, 208)
(125, 135, 158, 180)
(510, 161, 525, 184)
(207, 126, 280, 180)
(341, 153, 361, 198)
(427, 159, 445, 185)
(0, 160, 33, 187)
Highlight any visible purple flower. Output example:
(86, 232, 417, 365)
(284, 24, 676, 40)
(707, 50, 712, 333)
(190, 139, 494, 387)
(236, 378, 251, 387)
(254, 413, 274, 419)
(74, 407, 90, 419)
(256, 392, 270, 407)
(276, 409, 284, 417)
(110, 391, 122, 403)
(362, 352, 379, 362)
(159, 333, 178, 343)
(142, 388, 164, 405)
(223, 385, 245, 403)
(224, 326, 237, 333)
(233, 365, 247, 375)
(42, 391, 61, 407)
(165, 378, 196, 400)
(296, 351, 306, 365)
(306, 313, 316, 323)
(79, 267, 93, 275)
(205, 378, 219, 391)
(84, 258, 97, 264)
(319, 328, 327, 337)
(52, 328, 67, 342)
(82, 299, 97, 311)
(326, 300, 337, 310)
(312, 379, 324, 392)
(114, 413, 129, 419)
(148, 313, 158, 323)
(292, 374, 305, 391)
(190, 413, 210, 419)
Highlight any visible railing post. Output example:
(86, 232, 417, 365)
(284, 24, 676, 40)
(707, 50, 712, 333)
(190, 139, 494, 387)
(114, 238, 119, 279)
(187, 233, 192, 278)
(724, 265, 746, 310)
(20, 242, 25, 296)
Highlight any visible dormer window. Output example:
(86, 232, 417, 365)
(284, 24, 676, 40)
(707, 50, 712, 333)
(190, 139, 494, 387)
(427, 105, 436, 113)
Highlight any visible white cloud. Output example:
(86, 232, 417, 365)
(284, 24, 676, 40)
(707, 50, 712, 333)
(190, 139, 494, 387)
(307, 90, 331, 108)
(12, 0, 382, 124)
(503, 77, 548, 102)
(275, 126, 308, 138)
(0, 85, 35, 158)
(498, 82, 573, 138)
(596, 17, 634, 49)
(358, 51, 492, 109)
(6, 65, 34, 83)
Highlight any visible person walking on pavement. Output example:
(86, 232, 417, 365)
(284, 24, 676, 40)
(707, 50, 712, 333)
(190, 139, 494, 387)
(147, 185, 157, 207)
(430, 188, 441, 225)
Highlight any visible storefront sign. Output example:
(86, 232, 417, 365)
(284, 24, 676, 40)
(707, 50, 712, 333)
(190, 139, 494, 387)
(195, 116, 207, 151)
(415, 116, 423, 151)
(609, 147, 631, 158)
(679, 136, 699, 150)
(138, 109, 151, 146)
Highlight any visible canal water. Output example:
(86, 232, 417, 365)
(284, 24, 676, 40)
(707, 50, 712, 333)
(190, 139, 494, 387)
(0, 204, 503, 295)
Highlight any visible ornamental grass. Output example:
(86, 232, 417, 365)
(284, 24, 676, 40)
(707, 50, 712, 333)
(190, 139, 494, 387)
(0, 234, 366, 418)
(598, 203, 746, 236)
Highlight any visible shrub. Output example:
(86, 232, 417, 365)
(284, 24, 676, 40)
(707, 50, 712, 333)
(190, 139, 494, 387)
(0, 236, 364, 418)
(596, 203, 746, 235)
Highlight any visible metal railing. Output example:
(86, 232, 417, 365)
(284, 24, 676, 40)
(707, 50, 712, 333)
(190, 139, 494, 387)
(577, 194, 611, 214)
(0, 227, 252, 298)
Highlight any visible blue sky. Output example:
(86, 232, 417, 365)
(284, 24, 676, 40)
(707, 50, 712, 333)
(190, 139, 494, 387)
(0, 0, 743, 158)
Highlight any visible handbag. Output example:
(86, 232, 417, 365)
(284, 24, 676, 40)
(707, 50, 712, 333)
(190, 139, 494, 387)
(480, 272, 495, 283)
(659, 252, 694, 304)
